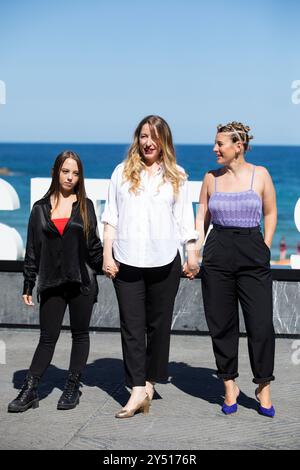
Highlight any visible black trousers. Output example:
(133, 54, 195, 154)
(113, 252, 181, 387)
(29, 282, 96, 378)
(201, 225, 275, 384)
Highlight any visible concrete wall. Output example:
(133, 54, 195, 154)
(0, 272, 299, 335)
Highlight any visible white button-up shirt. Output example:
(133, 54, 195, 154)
(101, 162, 198, 267)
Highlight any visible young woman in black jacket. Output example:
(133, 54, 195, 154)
(8, 151, 103, 412)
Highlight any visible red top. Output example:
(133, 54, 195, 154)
(52, 218, 69, 236)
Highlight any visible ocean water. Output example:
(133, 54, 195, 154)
(0, 143, 299, 260)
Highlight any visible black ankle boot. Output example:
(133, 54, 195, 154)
(57, 371, 82, 410)
(8, 371, 40, 413)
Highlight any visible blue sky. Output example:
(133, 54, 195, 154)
(0, 0, 299, 144)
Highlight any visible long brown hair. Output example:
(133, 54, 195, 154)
(123, 115, 186, 197)
(44, 150, 89, 237)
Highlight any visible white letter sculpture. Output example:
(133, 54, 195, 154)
(0, 178, 24, 260)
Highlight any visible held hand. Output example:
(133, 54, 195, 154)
(107, 260, 120, 279)
(183, 261, 200, 280)
(182, 261, 190, 277)
(188, 253, 201, 273)
(22, 295, 34, 306)
(103, 258, 120, 280)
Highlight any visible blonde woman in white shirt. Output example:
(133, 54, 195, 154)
(102, 115, 199, 418)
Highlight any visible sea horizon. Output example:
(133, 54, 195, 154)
(0, 142, 299, 261)
(1, 141, 300, 147)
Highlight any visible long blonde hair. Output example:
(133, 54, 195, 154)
(123, 115, 186, 196)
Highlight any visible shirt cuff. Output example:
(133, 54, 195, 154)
(23, 280, 35, 296)
(181, 229, 199, 245)
(101, 214, 118, 229)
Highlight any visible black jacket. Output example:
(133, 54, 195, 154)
(23, 196, 103, 300)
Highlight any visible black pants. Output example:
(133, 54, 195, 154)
(113, 252, 181, 387)
(201, 225, 275, 384)
(29, 282, 96, 378)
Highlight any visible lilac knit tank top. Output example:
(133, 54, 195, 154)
(208, 166, 262, 227)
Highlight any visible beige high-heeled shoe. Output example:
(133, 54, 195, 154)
(115, 394, 150, 419)
(145, 381, 155, 404)
(146, 386, 155, 404)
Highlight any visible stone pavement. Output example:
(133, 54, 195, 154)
(0, 329, 299, 450)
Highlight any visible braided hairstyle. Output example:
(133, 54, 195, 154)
(217, 121, 253, 152)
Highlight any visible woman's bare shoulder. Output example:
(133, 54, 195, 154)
(204, 168, 221, 182)
(201, 169, 220, 197)
(254, 165, 271, 180)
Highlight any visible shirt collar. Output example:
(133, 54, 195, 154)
(142, 161, 164, 177)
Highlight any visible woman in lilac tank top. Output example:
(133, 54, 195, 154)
(194, 122, 277, 418)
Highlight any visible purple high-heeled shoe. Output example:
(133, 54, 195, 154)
(222, 388, 240, 415)
(255, 388, 275, 418)
(222, 402, 238, 415)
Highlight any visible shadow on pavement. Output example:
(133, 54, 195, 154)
(9, 359, 258, 411)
